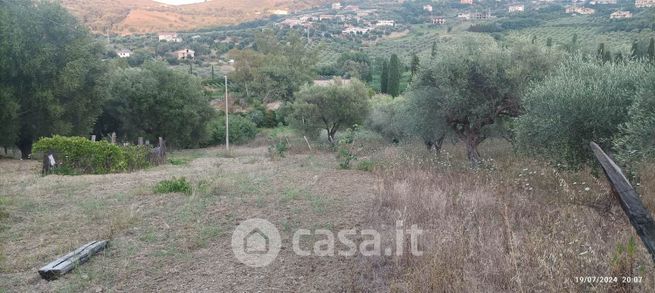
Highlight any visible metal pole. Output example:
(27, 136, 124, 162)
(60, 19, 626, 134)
(225, 75, 229, 151)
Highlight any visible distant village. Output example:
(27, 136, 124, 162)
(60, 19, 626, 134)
(109, 0, 655, 73)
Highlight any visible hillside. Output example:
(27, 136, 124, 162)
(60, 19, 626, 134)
(60, 0, 328, 35)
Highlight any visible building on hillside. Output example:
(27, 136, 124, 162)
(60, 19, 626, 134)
(158, 32, 181, 42)
(565, 6, 596, 15)
(271, 10, 289, 15)
(636, 0, 655, 7)
(610, 10, 633, 19)
(589, 0, 617, 4)
(332, 2, 342, 10)
(342, 27, 371, 34)
(313, 78, 352, 87)
(432, 17, 446, 24)
(457, 13, 471, 21)
(174, 49, 195, 60)
(280, 18, 305, 27)
(509, 4, 525, 13)
(423, 4, 433, 12)
(117, 49, 132, 58)
(473, 11, 492, 20)
(375, 20, 395, 27)
(461, 0, 473, 4)
(344, 5, 360, 11)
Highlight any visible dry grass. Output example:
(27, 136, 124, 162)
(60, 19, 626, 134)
(359, 139, 655, 292)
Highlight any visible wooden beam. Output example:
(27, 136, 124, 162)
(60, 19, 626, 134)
(38, 240, 108, 281)
(590, 142, 655, 263)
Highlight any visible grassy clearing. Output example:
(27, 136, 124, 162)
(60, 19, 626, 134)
(0, 143, 376, 292)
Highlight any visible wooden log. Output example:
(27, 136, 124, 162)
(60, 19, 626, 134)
(38, 240, 108, 281)
(591, 142, 655, 264)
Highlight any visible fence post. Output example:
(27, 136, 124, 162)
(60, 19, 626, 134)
(91, 135, 96, 142)
(111, 132, 116, 145)
(138, 137, 144, 146)
(145, 140, 150, 146)
(591, 142, 655, 264)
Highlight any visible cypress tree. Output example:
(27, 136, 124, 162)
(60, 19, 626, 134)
(597, 43, 605, 60)
(546, 37, 552, 48)
(603, 49, 612, 63)
(431, 41, 437, 58)
(410, 54, 420, 81)
(648, 37, 655, 62)
(631, 40, 640, 60)
(211, 65, 215, 80)
(380, 60, 389, 94)
(387, 54, 401, 97)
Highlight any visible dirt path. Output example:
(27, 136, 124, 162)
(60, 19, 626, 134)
(0, 146, 379, 292)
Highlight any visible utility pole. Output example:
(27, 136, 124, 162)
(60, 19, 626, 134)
(225, 75, 229, 151)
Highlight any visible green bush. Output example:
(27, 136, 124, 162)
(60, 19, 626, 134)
(514, 58, 649, 168)
(33, 135, 151, 175)
(209, 115, 258, 145)
(614, 71, 655, 164)
(356, 160, 375, 172)
(154, 177, 192, 195)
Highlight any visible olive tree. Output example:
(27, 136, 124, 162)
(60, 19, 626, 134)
(0, 1, 109, 158)
(290, 79, 370, 144)
(515, 57, 649, 168)
(408, 35, 559, 165)
(97, 62, 215, 148)
(613, 71, 655, 164)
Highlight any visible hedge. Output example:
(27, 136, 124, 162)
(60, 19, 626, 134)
(33, 135, 151, 175)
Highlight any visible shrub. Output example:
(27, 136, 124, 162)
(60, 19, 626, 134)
(209, 114, 258, 145)
(268, 139, 288, 159)
(32, 136, 151, 174)
(357, 159, 375, 172)
(154, 177, 192, 194)
(515, 58, 649, 169)
(614, 72, 655, 164)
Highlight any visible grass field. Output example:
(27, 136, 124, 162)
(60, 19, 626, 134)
(2, 134, 655, 291)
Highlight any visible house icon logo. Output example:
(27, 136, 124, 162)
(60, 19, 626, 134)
(231, 218, 281, 267)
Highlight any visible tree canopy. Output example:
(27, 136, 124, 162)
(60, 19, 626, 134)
(515, 57, 650, 168)
(407, 35, 561, 165)
(228, 30, 318, 102)
(0, 0, 109, 157)
(97, 62, 215, 148)
(289, 79, 370, 143)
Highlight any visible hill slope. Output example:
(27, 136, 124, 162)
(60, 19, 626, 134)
(60, 0, 327, 35)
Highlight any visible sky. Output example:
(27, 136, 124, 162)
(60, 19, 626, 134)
(153, 0, 206, 5)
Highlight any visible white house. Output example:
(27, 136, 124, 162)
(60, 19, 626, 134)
(565, 6, 595, 15)
(332, 2, 342, 10)
(117, 49, 132, 58)
(423, 5, 433, 12)
(158, 32, 181, 42)
(271, 9, 289, 15)
(375, 20, 395, 27)
(174, 49, 195, 60)
(636, 0, 655, 7)
(509, 4, 525, 13)
(342, 27, 371, 34)
(432, 17, 446, 25)
(610, 10, 633, 19)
